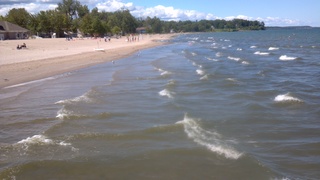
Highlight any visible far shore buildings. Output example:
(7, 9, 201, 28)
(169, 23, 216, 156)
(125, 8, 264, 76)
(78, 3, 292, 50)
(0, 21, 29, 40)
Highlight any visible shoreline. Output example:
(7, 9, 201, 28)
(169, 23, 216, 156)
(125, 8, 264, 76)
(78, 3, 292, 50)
(0, 34, 174, 89)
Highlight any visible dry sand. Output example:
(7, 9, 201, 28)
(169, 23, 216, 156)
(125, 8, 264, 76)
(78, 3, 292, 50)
(0, 34, 174, 88)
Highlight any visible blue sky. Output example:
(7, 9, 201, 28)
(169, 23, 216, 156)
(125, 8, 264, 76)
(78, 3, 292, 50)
(1, 0, 319, 26)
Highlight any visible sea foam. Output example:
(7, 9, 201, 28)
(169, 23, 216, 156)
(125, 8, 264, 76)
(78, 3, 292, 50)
(157, 68, 172, 76)
(56, 107, 86, 120)
(274, 93, 303, 103)
(228, 56, 241, 61)
(279, 55, 298, 61)
(55, 90, 96, 105)
(196, 69, 205, 75)
(215, 52, 223, 57)
(16, 135, 71, 149)
(176, 114, 242, 159)
(17, 135, 54, 145)
(200, 74, 209, 80)
(159, 89, 175, 98)
(254, 51, 270, 56)
(268, 47, 279, 51)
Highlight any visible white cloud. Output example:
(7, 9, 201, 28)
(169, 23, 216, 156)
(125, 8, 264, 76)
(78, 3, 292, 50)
(263, 16, 303, 26)
(224, 15, 253, 21)
(96, 0, 135, 12)
(0, 3, 57, 15)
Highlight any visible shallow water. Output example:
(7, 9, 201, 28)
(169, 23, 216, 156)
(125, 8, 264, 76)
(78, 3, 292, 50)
(1, 29, 320, 179)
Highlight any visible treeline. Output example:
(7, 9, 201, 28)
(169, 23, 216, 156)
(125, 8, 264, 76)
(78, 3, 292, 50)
(0, 0, 265, 37)
(136, 17, 265, 34)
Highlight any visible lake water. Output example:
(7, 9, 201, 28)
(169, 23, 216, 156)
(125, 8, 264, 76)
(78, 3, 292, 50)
(1, 28, 320, 179)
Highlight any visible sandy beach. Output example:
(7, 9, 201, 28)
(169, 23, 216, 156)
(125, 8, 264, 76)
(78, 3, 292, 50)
(0, 34, 174, 88)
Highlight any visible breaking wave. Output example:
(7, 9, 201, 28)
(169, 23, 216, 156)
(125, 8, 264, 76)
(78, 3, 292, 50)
(254, 51, 270, 56)
(56, 107, 86, 120)
(268, 47, 279, 51)
(196, 69, 205, 75)
(157, 68, 172, 76)
(279, 55, 298, 61)
(16, 135, 72, 150)
(200, 74, 210, 80)
(176, 114, 242, 159)
(55, 89, 100, 105)
(274, 93, 303, 103)
(228, 56, 241, 61)
(159, 89, 175, 99)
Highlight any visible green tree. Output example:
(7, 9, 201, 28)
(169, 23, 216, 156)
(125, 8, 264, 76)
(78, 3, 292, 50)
(57, 0, 80, 20)
(77, 4, 89, 18)
(92, 17, 105, 37)
(36, 11, 51, 33)
(5, 8, 31, 29)
(79, 14, 93, 35)
(111, 26, 121, 35)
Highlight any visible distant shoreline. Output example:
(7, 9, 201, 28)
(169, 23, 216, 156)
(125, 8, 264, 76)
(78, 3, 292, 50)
(266, 26, 319, 29)
(0, 34, 175, 89)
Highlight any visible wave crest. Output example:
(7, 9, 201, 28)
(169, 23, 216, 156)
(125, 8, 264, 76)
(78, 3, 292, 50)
(228, 56, 241, 61)
(268, 47, 279, 50)
(274, 93, 303, 103)
(16, 135, 72, 150)
(176, 114, 242, 159)
(159, 89, 175, 98)
(279, 55, 298, 61)
(254, 51, 270, 56)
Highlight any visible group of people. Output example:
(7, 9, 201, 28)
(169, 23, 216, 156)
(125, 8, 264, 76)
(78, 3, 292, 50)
(16, 43, 27, 50)
(104, 36, 111, 42)
(126, 34, 142, 42)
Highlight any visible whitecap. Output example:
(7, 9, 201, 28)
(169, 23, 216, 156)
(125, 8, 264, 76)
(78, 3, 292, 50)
(274, 93, 303, 103)
(228, 56, 241, 61)
(161, 71, 172, 76)
(236, 48, 242, 51)
(200, 74, 209, 80)
(279, 55, 298, 61)
(56, 107, 85, 120)
(250, 46, 257, 48)
(205, 57, 218, 61)
(176, 114, 242, 159)
(191, 52, 197, 56)
(268, 47, 279, 50)
(167, 79, 176, 86)
(16, 135, 73, 151)
(159, 89, 175, 98)
(226, 78, 238, 82)
(254, 51, 270, 56)
(196, 69, 205, 75)
(215, 52, 223, 57)
(17, 135, 54, 145)
(242, 61, 250, 65)
(157, 68, 172, 76)
(55, 94, 92, 105)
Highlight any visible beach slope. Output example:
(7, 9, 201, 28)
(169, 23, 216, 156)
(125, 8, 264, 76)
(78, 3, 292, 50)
(0, 34, 173, 88)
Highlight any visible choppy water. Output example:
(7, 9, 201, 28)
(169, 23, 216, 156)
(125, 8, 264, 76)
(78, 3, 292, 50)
(1, 29, 320, 179)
